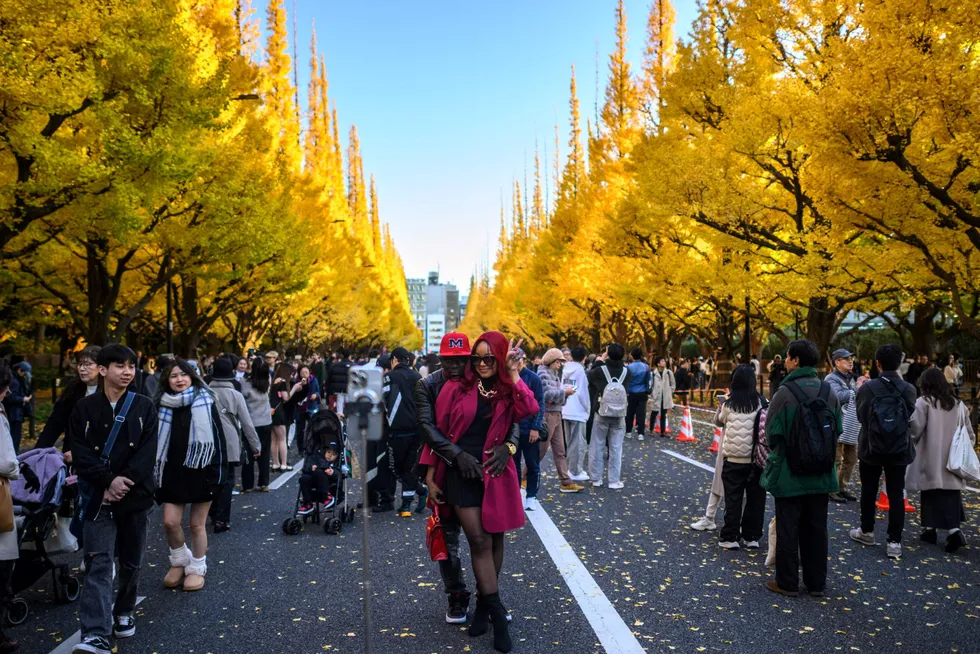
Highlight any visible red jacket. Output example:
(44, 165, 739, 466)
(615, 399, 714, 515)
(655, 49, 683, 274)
(420, 377, 538, 533)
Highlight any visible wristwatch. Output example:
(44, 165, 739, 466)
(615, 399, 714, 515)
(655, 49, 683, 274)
(505, 442, 517, 456)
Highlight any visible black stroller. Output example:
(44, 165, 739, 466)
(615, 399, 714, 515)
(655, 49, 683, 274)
(281, 410, 355, 535)
(8, 455, 80, 626)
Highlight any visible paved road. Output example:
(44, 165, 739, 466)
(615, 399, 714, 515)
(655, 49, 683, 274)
(17, 413, 980, 653)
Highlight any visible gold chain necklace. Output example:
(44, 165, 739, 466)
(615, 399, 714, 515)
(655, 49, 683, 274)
(478, 380, 497, 399)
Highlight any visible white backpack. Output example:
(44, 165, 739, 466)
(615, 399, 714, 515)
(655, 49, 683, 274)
(599, 366, 628, 418)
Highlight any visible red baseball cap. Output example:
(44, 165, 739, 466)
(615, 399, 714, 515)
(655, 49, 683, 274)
(440, 332, 470, 357)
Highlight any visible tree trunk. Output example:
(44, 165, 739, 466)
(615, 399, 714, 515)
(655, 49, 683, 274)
(909, 302, 938, 356)
(177, 274, 201, 358)
(806, 296, 838, 369)
(591, 304, 601, 352)
(85, 237, 111, 345)
(32, 323, 45, 354)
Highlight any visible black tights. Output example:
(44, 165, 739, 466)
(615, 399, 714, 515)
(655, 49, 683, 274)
(454, 506, 504, 595)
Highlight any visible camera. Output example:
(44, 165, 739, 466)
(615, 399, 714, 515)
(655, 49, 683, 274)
(347, 365, 384, 441)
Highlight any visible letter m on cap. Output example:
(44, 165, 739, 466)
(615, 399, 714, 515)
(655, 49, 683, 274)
(449, 338, 464, 350)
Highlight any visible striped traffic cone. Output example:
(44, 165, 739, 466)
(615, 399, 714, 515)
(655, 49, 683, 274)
(676, 407, 697, 443)
(708, 426, 722, 453)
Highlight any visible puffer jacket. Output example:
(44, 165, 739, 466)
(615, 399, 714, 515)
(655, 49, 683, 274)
(715, 400, 762, 464)
(537, 365, 566, 413)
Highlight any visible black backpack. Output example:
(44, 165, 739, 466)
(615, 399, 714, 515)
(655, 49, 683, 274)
(867, 378, 911, 459)
(783, 380, 839, 476)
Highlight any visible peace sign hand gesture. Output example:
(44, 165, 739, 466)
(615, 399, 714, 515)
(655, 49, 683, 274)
(506, 338, 524, 382)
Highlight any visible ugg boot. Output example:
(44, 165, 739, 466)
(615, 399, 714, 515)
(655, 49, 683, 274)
(164, 544, 191, 588)
(486, 592, 512, 652)
(183, 555, 207, 591)
(468, 593, 490, 637)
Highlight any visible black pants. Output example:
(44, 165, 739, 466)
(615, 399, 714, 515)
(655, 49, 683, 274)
(9, 420, 21, 455)
(389, 433, 423, 500)
(859, 461, 907, 542)
(242, 425, 272, 490)
(366, 436, 395, 506)
(299, 469, 335, 504)
(625, 393, 649, 435)
(774, 494, 829, 593)
(210, 463, 236, 524)
(439, 513, 467, 595)
(720, 461, 766, 542)
(649, 401, 668, 435)
(295, 412, 308, 454)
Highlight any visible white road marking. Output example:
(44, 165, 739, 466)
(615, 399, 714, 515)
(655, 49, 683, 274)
(268, 461, 303, 490)
(50, 596, 145, 654)
(525, 505, 646, 654)
(661, 448, 715, 473)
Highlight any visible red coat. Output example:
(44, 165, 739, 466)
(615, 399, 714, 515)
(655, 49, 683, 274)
(419, 377, 538, 533)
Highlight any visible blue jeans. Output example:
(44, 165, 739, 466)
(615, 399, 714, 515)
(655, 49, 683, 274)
(515, 431, 541, 498)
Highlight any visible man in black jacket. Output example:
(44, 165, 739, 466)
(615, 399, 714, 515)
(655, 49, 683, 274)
(327, 349, 354, 414)
(385, 347, 425, 516)
(70, 344, 158, 654)
(415, 333, 520, 625)
(850, 344, 917, 559)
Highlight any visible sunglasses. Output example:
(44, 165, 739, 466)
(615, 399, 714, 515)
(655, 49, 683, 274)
(470, 355, 497, 367)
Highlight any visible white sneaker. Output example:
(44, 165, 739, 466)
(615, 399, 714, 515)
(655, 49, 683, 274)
(608, 481, 624, 490)
(625, 431, 634, 440)
(719, 541, 741, 550)
(569, 471, 590, 482)
(886, 542, 902, 559)
(592, 481, 602, 487)
(524, 497, 539, 511)
(689, 517, 717, 531)
(744, 540, 760, 549)
(637, 434, 645, 441)
(849, 528, 876, 546)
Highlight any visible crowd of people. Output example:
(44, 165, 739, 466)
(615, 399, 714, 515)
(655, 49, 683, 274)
(0, 334, 976, 654)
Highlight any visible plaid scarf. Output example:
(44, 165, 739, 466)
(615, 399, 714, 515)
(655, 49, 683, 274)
(155, 387, 216, 487)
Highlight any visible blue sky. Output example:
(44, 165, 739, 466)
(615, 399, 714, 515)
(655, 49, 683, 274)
(254, 0, 699, 292)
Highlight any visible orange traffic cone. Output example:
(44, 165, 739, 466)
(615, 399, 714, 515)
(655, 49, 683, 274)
(904, 492, 915, 513)
(676, 407, 697, 443)
(708, 426, 722, 453)
(875, 491, 889, 511)
(664, 415, 671, 434)
(653, 418, 661, 434)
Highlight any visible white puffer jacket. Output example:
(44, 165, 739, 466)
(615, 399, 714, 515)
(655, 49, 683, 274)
(715, 400, 762, 464)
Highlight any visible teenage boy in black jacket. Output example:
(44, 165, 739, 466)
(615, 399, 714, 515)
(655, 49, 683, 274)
(70, 344, 158, 654)
(384, 347, 425, 516)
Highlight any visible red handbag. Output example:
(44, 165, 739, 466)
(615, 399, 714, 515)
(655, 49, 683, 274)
(426, 512, 448, 562)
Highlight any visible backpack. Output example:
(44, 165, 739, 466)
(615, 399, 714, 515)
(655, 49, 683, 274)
(752, 399, 770, 469)
(866, 378, 911, 459)
(599, 366, 628, 418)
(783, 380, 839, 476)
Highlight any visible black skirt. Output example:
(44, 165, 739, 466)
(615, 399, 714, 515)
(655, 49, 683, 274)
(155, 405, 222, 505)
(920, 489, 965, 530)
(445, 391, 493, 508)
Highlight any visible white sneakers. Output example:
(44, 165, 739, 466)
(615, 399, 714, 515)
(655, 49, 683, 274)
(849, 528, 876, 546)
(524, 497, 539, 511)
(608, 481, 624, 490)
(637, 434, 645, 441)
(569, 471, 590, 482)
(719, 541, 740, 550)
(592, 481, 602, 487)
(886, 542, 902, 558)
(689, 517, 717, 531)
(744, 540, 760, 549)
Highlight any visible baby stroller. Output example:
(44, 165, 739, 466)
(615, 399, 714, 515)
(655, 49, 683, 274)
(281, 410, 355, 536)
(7, 448, 81, 626)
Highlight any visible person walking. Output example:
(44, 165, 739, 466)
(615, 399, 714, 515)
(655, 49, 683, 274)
(826, 349, 860, 504)
(208, 358, 261, 533)
(625, 348, 652, 441)
(1, 365, 29, 456)
(515, 353, 545, 510)
(850, 344, 917, 559)
(767, 355, 787, 399)
(675, 360, 692, 407)
(290, 364, 321, 455)
(907, 368, 976, 553)
(269, 361, 295, 473)
(36, 346, 102, 455)
(715, 364, 767, 550)
(761, 339, 842, 597)
(419, 332, 538, 652)
(69, 345, 158, 654)
(561, 345, 591, 481)
(383, 347, 425, 516)
(153, 359, 227, 592)
(326, 349, 354, 414)
(588, 344, 631, 489)
(538, 348, 582, 494)
(241, 359, 273, 492)
(649, 356, 675, 437)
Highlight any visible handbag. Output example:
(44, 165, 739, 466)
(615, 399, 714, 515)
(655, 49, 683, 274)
(947, 403, 980, 483)
(0, 477, 12, 533)
(70, 391, 136, 541)
(425, 511, 448, 562)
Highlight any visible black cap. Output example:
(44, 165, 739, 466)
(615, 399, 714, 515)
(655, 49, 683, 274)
(327, 441, 340, 452)
(831, 349, 854, 361)
(211, 358, 235, 380)
(391, 347, 412, 363)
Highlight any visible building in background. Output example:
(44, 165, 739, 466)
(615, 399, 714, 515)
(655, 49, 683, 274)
(459, 296, 468, 322)
(408, 271, 459, 353)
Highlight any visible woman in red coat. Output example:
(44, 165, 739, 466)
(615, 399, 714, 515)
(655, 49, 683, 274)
(421, 332, 538, 652)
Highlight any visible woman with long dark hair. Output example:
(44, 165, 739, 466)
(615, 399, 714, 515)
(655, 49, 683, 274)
(714, 364, 767, 550)
(153, 359, 227, 592)
(420, 332, 537, 652)
(241, 359, 273, 491)
(908, 368, 976, 553)
(269, 362, 295, 472)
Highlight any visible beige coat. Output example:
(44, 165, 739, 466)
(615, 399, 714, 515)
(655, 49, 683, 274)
(651, 369, 675, 411)
(0, 410, 20, 560)
(906, 398, 976, 492)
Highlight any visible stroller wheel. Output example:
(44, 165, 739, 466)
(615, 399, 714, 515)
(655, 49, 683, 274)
(281, 518, 303, 536)
(57, 575, 81, 603)
(7, 597, 28, 625)
(324, 517, 343, 535)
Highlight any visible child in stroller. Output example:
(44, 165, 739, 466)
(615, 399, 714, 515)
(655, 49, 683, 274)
(282, 410, 355, 536)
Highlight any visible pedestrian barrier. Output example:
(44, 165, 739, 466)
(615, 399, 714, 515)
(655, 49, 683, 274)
(708, 426, 722, 453)
(675, 407, 697, 443)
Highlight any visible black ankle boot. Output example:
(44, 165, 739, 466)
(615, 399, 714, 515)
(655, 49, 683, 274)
(468, 594, 490, 637)
(946, 530, 967, 553)
(920, 529, 937, 544)
(486, 592, 512, 652)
